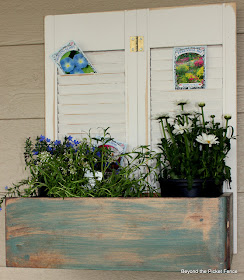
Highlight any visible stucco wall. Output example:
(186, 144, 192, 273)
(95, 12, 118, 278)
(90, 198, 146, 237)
(0, 0, 243, 279)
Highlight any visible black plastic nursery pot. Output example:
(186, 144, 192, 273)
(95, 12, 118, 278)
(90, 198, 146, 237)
(38, 186, 51, 197)
(159, 178, 223, 197)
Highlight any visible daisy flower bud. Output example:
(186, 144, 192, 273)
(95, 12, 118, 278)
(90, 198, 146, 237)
(156, 114, 169, 120)
(224, 114, 232, 120)
(198, 102, 205, 108)
(175, 99, 189, 106)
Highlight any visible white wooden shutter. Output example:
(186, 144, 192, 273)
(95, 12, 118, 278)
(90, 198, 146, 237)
(45, 3, 237, 252)
(142, 4, 237, 253)
(45, 10, 138, 148)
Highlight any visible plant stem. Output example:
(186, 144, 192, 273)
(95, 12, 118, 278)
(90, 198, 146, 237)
(185, 115, 189, 125)
(160, 120, 167, 139)
(166, 119, 176, 145)
(183, 134, 190, 159)
(201, 107, 205, 130)
(225, 119, 229, 138)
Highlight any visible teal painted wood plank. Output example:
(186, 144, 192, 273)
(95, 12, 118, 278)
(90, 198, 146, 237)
(5, 195, 232, 271)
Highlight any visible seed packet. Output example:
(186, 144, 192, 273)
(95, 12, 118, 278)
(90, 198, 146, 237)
(50, 40, 96, 74)
(95, 136, 127, 166)
(173, 46, 206, 90)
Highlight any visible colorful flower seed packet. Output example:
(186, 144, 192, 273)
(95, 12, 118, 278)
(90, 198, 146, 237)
(174, 46, 206, 90)
(95, 136, 127, 166)
(51, 40, 96, 74)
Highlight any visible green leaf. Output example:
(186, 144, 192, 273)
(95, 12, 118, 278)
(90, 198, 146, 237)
(83, 65, 94, 73)
(61, 51, 71, 60)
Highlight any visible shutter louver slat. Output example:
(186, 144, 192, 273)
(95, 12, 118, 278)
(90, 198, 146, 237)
(58, 73, 125, 85)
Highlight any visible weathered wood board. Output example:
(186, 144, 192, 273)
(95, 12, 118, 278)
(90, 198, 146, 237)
(5, 194, 232, 271)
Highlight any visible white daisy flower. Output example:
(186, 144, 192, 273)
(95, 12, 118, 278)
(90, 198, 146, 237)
(196, 133, 219, 147)
(172, 121, 192, 135)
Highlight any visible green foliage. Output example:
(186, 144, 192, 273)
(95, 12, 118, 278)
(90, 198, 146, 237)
(175, 53, 204, 85)
(196, 66, 204, 79)
(61, 51, 71, 60)
(157, 103, 235, 189)
(176, 64, 189, 75)
(0, 129, 159, 208)
(83, 65, 94, 73)
(177, 53, 200, 61)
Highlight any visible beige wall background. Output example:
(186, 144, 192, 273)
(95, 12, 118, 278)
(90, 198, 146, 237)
(0, 0, 243, 279)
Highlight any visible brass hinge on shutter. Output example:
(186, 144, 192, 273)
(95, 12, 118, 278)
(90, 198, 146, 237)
(130, 36, 144, 52)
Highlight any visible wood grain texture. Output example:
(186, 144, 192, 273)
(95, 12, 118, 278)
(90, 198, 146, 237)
(58, 73, 125, 85)
(58, 125, 125, 140)
(232, 192, 244, 272)
(0, 119, 44, 188)
(0, 45, 44, 119)
(1, 193, 242, 276)
(5, 195, 231, 271)
(58, 132, 126, 143)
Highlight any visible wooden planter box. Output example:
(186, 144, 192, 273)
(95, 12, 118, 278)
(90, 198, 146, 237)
(5, 193, 232, 271)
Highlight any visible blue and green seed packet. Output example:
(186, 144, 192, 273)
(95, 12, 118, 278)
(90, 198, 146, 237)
(51, 40, 96, 74)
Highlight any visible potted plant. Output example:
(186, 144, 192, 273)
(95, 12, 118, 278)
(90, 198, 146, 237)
(0, 128, 159, 209)
(156, 101, 235, 197)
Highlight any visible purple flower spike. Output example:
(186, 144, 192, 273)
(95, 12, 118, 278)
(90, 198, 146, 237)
(39, 135, 45, 142)
(54, 140, 61, 145)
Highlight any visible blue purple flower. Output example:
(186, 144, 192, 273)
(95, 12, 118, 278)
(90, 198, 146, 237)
(73, 54, 88, 68)
(60, 57, 75, 73)
(66, 143, 74, 148)
(74, 140, 80, 145)
(70, 67, 84, 74)
(47, 147, 52, 152)
(39, 135, 45, 142)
